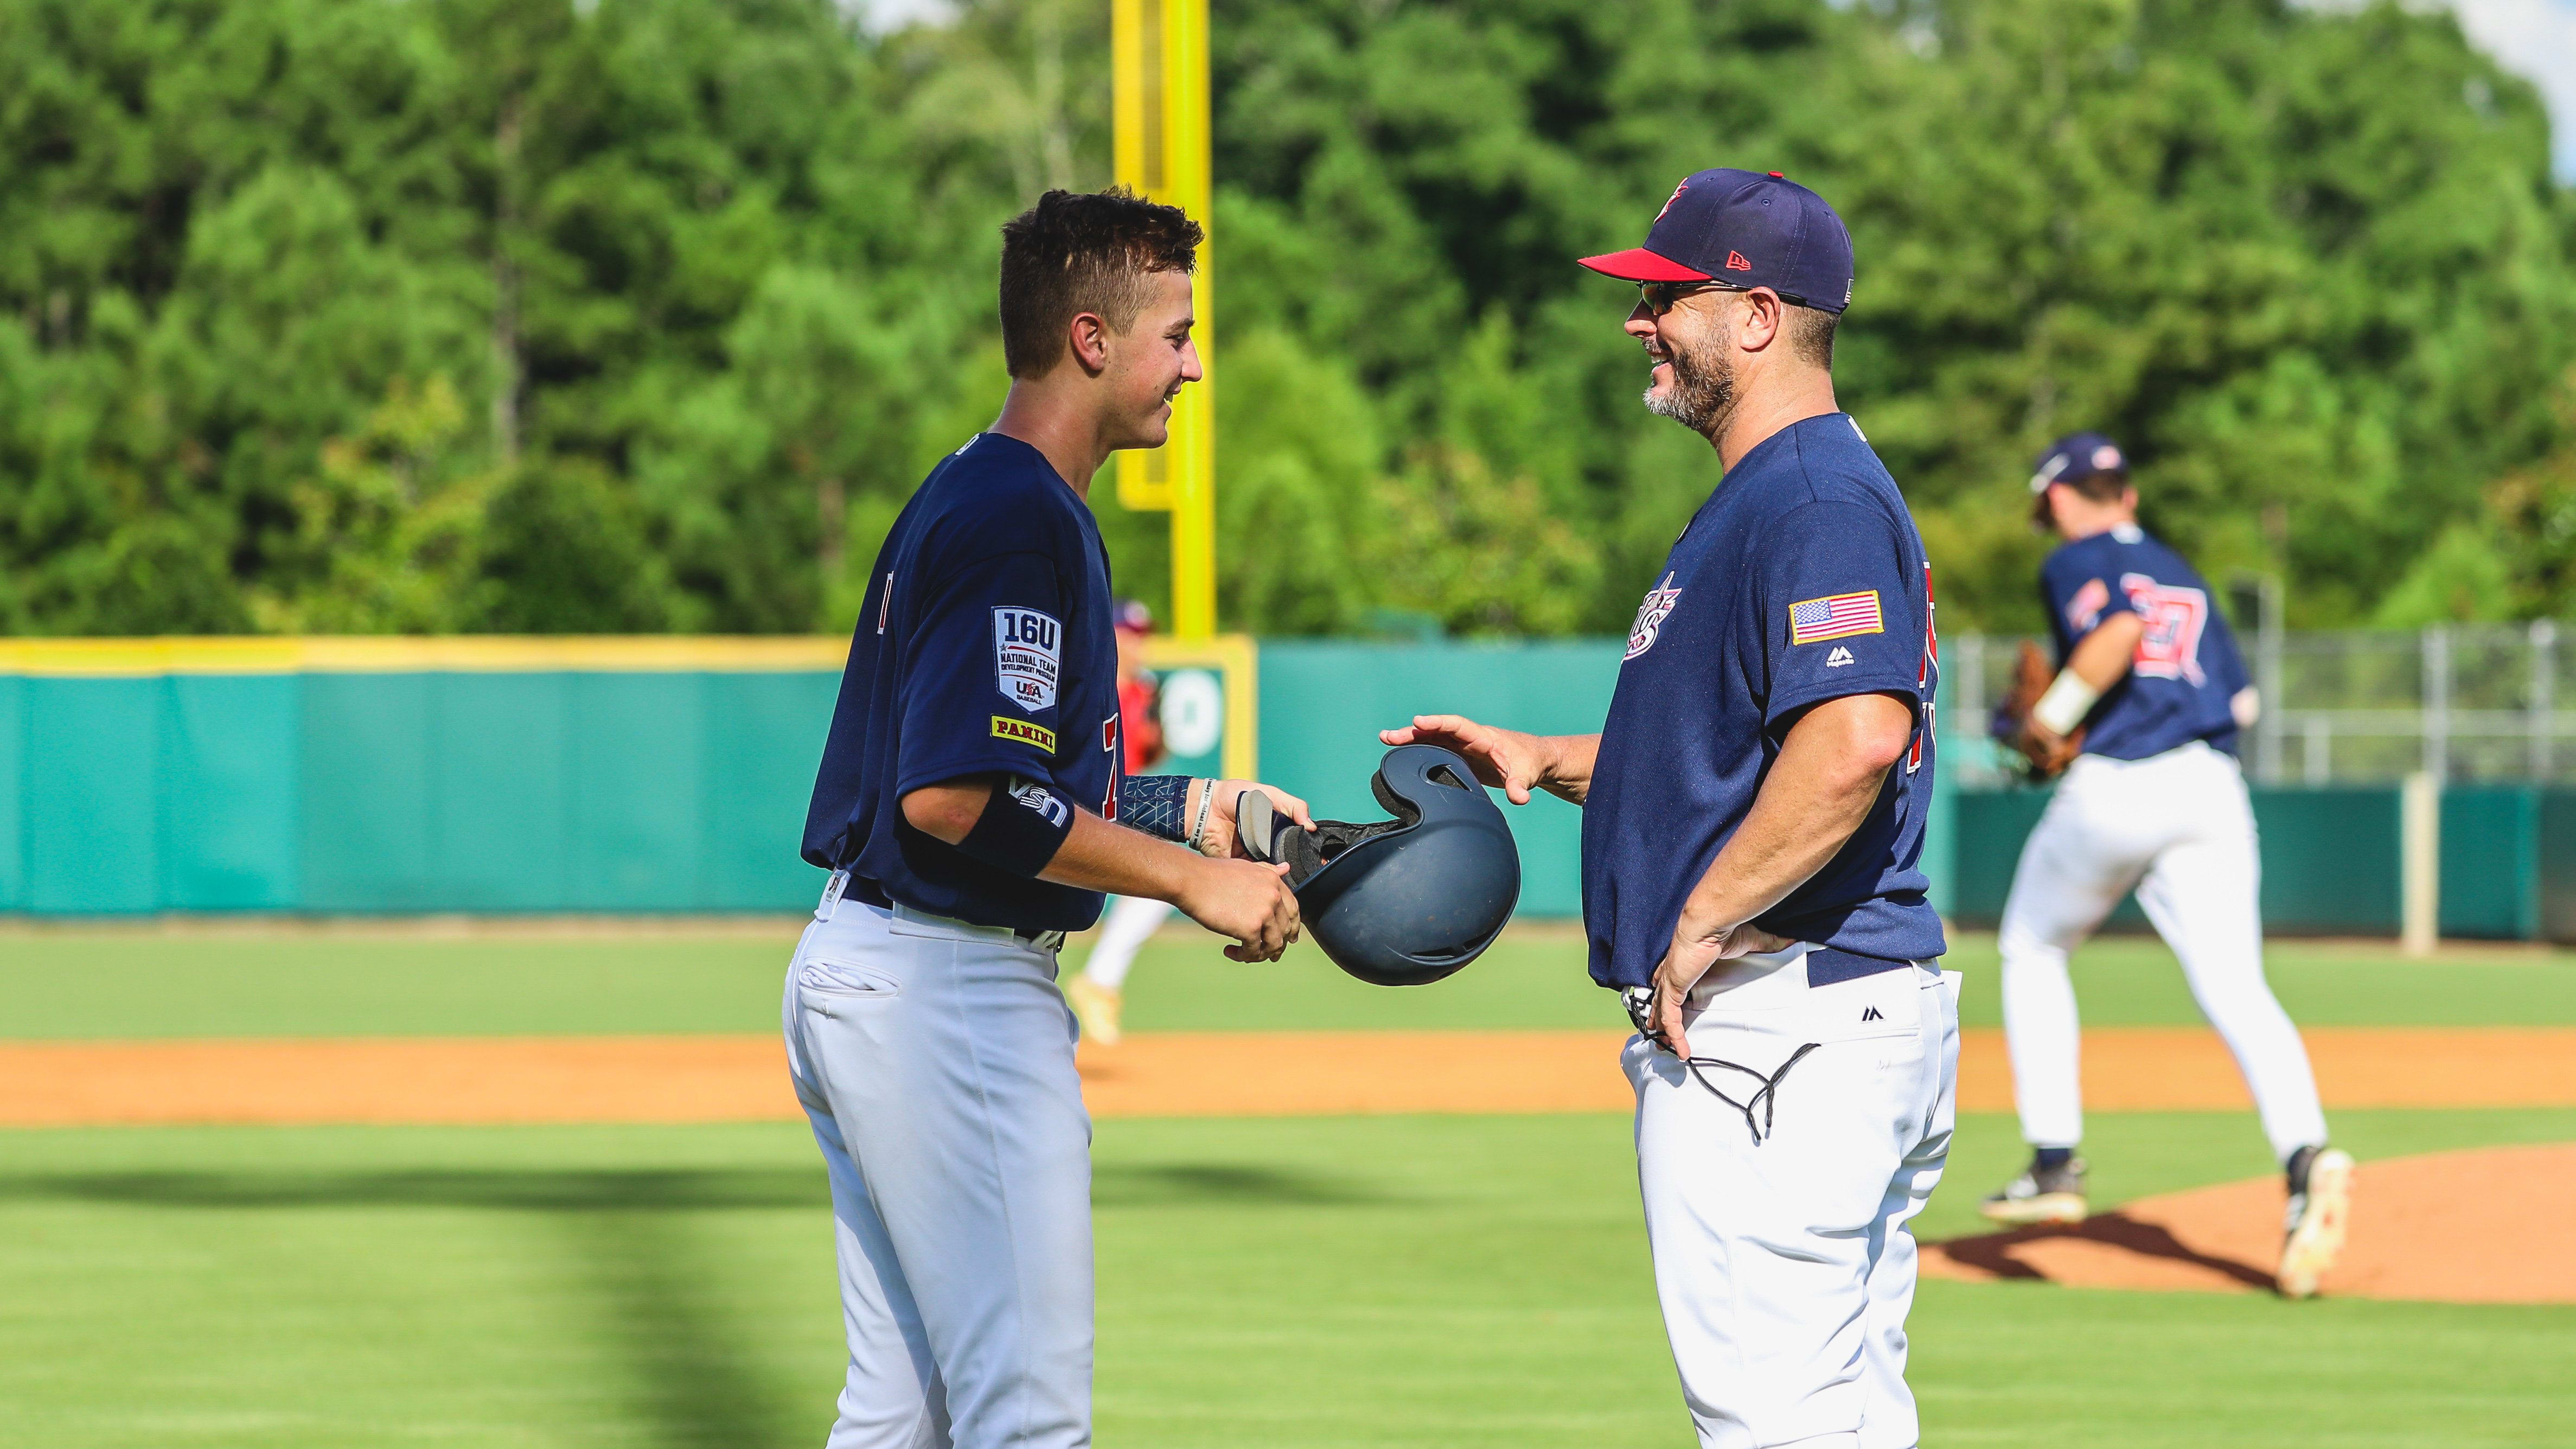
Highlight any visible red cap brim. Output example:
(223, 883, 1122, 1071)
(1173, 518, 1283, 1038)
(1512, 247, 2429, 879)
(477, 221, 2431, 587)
(1576, 247, 1711, 282)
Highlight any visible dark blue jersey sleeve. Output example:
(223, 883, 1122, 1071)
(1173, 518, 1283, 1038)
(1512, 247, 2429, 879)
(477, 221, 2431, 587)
(2041, 549, 2127, 652)
(1759, 501, 1931, 729)
(894, 548, 1075, 796)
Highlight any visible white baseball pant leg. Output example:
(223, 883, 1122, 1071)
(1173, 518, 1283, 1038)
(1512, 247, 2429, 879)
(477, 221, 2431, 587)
(1996, 743, 2327, 1161)
(783, 895, 1093, 1449)
(1078, 894, 1173, 992)
(1628, 949, 1960, 1449)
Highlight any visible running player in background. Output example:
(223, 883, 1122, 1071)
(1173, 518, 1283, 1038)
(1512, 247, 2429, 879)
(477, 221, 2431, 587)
(1063, 598, 1174, 1045)
(1986, 432, 2353, 1299)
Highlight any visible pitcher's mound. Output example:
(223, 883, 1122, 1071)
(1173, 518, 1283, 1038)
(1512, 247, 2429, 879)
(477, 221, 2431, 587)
(1921, 1143, 2576, 1304)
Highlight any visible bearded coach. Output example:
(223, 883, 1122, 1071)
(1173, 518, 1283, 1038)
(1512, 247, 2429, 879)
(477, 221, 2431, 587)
(1385, 170, 1958, 1448)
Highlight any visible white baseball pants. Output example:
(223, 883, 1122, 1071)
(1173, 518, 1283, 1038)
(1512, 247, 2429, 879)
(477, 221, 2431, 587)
(1996, 741, 2328, 1163)
(1626, 949, 1960, 1449)
(782, 892, 1092, 1449)
(1077, 893, 1173, 991)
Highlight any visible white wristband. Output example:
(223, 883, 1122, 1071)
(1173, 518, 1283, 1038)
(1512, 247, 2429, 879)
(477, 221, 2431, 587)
(2031, 671, 2101, 736)
(1185, 780, 1216, 854)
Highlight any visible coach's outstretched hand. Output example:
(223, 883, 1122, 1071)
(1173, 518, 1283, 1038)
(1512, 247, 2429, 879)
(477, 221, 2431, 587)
(1379, 714, 1593, 806)
(1178, 857, 1302, 962)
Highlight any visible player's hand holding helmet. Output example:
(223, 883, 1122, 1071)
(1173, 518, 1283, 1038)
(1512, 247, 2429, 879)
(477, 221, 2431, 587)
(1234, 745, 1522, 986)
(1174, 854, 1301, 962)
(1995, 640, 2085, 782)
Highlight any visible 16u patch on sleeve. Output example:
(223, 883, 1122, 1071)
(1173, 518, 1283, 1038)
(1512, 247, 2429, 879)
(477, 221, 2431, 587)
(993, 607, 1062, 710)
(992, 716, 1057, 751)
(1788, 590, 1884, 645)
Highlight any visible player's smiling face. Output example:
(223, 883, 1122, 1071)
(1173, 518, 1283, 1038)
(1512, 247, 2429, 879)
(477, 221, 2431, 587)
(1102, 269, 1201, 451)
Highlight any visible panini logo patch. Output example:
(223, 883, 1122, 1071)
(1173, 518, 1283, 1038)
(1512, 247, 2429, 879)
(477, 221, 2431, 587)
(992, 716, 1057, 751)
(1789, 590, 1884, 645)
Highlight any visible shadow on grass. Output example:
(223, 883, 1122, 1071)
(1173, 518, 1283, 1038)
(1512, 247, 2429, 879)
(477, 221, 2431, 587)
(1092, 1160, 1390, 1208)
(0, 1159, 1379, 1445)
(0, 1167, 823, 1448)
(0, 1159, 1384, 1212)
(1933, 1211, 2278, 1292)
(0, 1166, 825, 1211)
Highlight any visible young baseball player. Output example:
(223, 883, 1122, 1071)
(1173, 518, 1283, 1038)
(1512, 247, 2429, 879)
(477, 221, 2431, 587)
(1387, 170, 1958, 1449)
(1987, 433, 2353, 1299)
(1063, 599, 1174, 1045)
(788, 188, 1312, 1449)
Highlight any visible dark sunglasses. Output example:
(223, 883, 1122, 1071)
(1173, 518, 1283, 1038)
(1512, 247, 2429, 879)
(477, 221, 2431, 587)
(1635, 279, 1811, 314)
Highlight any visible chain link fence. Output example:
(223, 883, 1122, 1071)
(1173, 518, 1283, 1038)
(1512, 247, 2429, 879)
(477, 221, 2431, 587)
(1945, 621, 2575, 789)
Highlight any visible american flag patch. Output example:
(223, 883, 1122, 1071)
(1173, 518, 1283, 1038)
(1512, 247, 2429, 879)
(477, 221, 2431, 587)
(1789, 590, 1884, 645)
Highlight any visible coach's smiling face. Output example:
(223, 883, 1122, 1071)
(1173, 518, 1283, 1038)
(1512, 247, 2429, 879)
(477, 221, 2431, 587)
(1095, 269, 1201, 452)
(1629, 288, 1740, 436)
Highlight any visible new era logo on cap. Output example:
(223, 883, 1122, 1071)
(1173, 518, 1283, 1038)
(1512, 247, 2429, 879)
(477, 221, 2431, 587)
(1578, 168, 1856, 314)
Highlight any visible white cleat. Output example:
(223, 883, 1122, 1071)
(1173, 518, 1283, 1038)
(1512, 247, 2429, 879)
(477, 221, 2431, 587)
(2278, 1147, 2354, 1299)
(1064, 972, 1123, 1047)
(1979, 1155, 2088, 1226)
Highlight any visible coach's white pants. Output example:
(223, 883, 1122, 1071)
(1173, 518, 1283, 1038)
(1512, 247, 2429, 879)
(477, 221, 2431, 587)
(1627, 950, 1960, 1449)
(1997, 741, 2328, 1163)
(783, 896, 1092, 1449)
(1078, 894, 1173, 991)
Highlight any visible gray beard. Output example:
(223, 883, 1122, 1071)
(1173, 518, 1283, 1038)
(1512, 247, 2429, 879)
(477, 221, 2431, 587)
(1642, 331, 1736, 434)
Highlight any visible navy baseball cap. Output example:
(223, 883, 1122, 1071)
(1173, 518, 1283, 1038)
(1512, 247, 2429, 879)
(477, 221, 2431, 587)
(1579, 168, 1855, 314)
(2029, 432, 2128, 494)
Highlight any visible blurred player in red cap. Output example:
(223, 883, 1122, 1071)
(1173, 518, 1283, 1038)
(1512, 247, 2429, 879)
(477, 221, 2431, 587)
(1063, 598, 1171, 1044)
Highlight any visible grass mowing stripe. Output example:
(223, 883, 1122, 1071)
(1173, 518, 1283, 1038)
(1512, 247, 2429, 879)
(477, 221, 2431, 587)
(4, 928, 2574, 1040)
(0, 1110, 2569, 1447)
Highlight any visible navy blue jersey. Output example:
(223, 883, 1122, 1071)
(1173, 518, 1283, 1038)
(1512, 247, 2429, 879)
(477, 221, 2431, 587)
(801, 433, 1122, 932)
(1583, 414, 1947, 990)
(2039, 523, 2248, 761)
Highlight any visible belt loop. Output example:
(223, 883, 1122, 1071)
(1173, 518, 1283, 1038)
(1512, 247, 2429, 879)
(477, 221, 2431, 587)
(817, 870, 850, 922)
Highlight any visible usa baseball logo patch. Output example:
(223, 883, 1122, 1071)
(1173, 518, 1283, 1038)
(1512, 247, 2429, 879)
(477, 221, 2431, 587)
(993, 607, 1060, 711)
(1788, 590, 1884, 646)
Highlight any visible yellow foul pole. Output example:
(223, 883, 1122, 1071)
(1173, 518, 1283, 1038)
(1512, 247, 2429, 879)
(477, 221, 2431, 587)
(1111, 0, 1216, 639)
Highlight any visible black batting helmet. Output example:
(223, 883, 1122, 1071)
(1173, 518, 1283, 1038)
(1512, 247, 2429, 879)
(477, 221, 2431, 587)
(1241, 745, 1522, 987)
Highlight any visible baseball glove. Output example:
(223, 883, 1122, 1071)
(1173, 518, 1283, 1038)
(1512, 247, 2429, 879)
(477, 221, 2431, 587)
(1993, 640, 2084, 782)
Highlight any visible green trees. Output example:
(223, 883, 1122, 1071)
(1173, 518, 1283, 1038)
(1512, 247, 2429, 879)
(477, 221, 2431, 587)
(1, 0, 2569, 636)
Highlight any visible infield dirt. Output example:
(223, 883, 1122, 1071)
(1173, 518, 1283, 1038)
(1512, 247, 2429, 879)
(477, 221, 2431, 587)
(5, 1024, 2574, 1126)
(2, 1027, 2571, 1307)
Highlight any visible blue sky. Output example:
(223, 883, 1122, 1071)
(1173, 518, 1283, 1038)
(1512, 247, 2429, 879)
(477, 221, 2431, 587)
(2446, 0, 2576, 180)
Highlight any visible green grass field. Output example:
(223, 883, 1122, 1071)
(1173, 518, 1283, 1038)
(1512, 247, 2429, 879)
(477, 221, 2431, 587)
(2, 925, 2571, 1446)
(5, 923, 2575, 1037)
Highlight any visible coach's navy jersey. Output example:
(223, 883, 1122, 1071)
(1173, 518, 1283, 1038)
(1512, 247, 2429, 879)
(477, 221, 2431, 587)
(1583, 414, 1947, 991)
(801, 433, 1121, 933)
(2040, 522, 2249, 761)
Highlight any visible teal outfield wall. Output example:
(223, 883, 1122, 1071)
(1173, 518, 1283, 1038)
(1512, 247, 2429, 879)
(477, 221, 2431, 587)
(0, 671, 836, 915)
(8, 641, 2576, 934)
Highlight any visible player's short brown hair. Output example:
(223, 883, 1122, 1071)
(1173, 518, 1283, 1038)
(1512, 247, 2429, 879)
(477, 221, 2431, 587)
(2061, 467, 2130, 503)
(1786, 305, 1836, 371)
(999, 188, 1202, 379)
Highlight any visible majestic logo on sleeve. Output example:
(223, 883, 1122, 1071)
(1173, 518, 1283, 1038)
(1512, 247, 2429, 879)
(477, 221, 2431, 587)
(1788, 590, 1884, 645)
(2120, 574, 2208, 684)
(992, 608, 1062, 710)
(1626, 573, 1683, 660)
